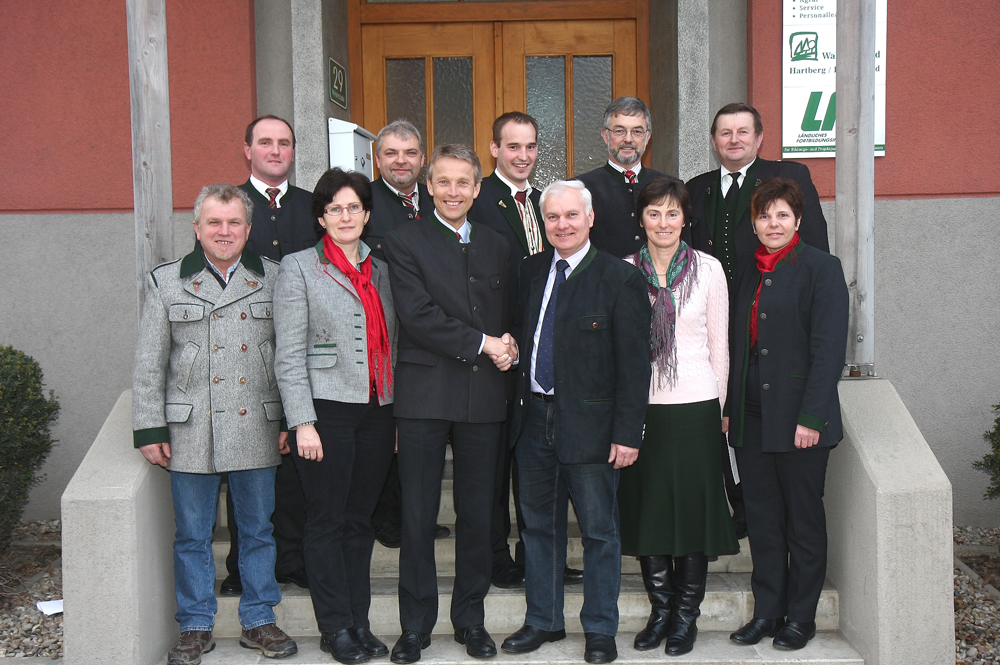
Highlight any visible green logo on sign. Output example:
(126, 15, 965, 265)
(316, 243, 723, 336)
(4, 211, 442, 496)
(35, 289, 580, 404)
(790, 32, 818, 62)
(801, 92, 836, 131)
(329, 58, 347, 109)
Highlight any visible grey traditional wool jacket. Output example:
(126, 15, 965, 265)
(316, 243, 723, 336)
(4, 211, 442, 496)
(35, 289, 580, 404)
(132, 249, 284, 474)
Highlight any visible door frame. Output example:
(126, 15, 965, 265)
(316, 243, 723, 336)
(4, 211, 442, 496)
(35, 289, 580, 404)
(347, 0, 651, 140)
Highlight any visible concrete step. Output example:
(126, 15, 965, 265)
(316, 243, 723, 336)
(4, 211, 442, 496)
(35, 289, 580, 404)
(181, 631, 863, 665)
(211, 526, 754, 578)
(211, 573, 840, 638)
(217, 478, 571, 530)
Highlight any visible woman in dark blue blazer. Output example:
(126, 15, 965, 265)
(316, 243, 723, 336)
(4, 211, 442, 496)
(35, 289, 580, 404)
(724, 178, 848, 651)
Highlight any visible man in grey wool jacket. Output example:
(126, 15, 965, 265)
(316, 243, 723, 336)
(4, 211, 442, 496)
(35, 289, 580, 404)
(132, 183, 297, 665)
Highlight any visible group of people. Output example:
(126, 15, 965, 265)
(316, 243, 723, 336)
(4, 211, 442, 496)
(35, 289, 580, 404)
(132, 97, 848, 665)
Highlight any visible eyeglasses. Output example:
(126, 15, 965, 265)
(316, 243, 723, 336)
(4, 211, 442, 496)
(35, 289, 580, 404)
(607, 127, 649, 139)
(324, 204, 366, 217)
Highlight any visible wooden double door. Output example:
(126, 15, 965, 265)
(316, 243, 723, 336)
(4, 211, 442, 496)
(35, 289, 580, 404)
(360, 20, 639, 185)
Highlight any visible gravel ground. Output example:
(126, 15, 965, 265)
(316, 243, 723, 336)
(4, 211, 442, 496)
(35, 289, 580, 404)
(0, 520, 63, 660)
(1, 521, 998, 662)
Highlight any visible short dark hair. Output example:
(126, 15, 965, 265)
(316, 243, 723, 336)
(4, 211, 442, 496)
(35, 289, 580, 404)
(311, 168, 373, 235)
(636, 176, 691, 227)
(710, 103, 763, 137)
(245, 115, 296, 149)
(603, 97, 652, 131)
(750, 177, 805, 221)
(492, 112, 538, 145)
(426, 144, 482, 184)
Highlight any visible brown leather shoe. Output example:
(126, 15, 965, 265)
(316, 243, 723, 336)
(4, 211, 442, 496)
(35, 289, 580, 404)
(168, 631, 215, 665)
(240, 623, 298, 658)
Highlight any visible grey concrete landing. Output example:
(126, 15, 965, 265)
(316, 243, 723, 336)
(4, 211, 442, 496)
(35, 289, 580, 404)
(211, 574, 839, 638)
(210, 527, 754, 578)
(175, 631, 863, 665)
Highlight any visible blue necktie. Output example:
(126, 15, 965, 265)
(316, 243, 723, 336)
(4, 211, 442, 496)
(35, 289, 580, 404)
(535, 259, 569, 392)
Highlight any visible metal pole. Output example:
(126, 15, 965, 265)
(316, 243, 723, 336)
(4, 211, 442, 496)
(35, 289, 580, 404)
(127, 0, 174, 321)
(835, 0, 876, 373)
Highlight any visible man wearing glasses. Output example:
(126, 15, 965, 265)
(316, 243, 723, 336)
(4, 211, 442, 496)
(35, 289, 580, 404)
(576, 97, 671, 259)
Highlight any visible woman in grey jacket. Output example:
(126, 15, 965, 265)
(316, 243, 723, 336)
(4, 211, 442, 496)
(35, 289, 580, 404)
(274, 168, 398, 663)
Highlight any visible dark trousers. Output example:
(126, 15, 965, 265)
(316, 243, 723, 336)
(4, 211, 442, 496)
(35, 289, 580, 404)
(290, 397, 395, 633)
(371, 454, 402, 530)
(225, 434, 307, 579)
(736, 358, 830, 622)
(491, 409, 526, 565)
(396, 418, 501, 633)
(515, 397, 621, 635)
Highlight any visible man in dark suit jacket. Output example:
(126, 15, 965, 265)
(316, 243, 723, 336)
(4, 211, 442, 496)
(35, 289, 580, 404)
(383, 144, 517, 664)
(220, 115, 317, 597)
(472, 112, 584, 591)
(687, 103, 829, 282)
(686, 103, 830, 540)
(363, 120, 442, 550)
(365, 120, 433, 262)
(576, 97, 671, 258)
(500, 181, 651, 664)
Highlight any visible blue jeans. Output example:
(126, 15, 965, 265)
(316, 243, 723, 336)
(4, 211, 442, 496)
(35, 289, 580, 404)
(515, 396, 621, 635)
(171, 467, 280, 631)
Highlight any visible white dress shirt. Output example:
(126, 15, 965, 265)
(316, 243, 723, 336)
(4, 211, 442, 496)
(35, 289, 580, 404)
(719, 157, 756, 198)
(249, 175, 288, 208)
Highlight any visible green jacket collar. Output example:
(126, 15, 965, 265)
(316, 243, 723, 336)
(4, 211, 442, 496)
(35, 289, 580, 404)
(314, 239, 372, 265)
(180, 248, 265, 278)
(430, 213, 477, 242)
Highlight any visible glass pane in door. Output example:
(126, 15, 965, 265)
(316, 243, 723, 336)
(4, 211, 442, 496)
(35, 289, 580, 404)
(572, 56, 613, 175)
(433, 57, 474, 147)
(526, 56, 566, 188)
(386, 58, 427, 144)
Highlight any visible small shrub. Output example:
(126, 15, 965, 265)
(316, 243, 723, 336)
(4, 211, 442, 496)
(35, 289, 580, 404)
(0, 346, 59, 552)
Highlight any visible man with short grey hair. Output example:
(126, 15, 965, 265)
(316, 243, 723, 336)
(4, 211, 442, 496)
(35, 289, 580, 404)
(576, 97, 672, 258)
(134, 183, 297, 665)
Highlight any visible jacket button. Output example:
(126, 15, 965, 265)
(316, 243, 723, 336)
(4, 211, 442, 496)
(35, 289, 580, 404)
(592, 322, 599, 329)
(762, 383, 770, 390)
(212, 376, 220, 384)
(241, 344, 248, 352)
(212, 344, 219, 352)
(759, 313, 766, 320)
(764, 278, 772, 286)
(473, 306, 479, 312)
(761, 348, 768, 355)
(708, 239, 713, 246)
(239, 408, 247, 415)
(469, 276, 476, 283)
(241, 312, 247, 320)
(212, 312, 219, 320)
(272, 240, 279, 246)
(239, 376, 247, 384)
(462, 247, 468, 254)
(271, 215, 277, 221)
(473, 366, 479, 372)
(377, 243, 382, 249)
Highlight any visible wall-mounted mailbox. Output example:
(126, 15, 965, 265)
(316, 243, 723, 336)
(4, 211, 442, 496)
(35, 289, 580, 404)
(328, 118, 377, 181)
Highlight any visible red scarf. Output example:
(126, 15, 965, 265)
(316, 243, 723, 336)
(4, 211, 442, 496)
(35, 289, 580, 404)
(321, 235, 393, 399)
(750, 233, 800, 346)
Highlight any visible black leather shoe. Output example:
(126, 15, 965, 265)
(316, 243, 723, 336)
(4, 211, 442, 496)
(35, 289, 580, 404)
(390, 631, 430, 664)
(275, 568, 309, 589)
(352, 627, 389, 657)
(583, 633, 617, 664)
(219, 573, 242, 596)
(321, 629, 371, 664)
(500, 625, 566, 654)
(434, 524, 451, 539)
(729, 617, 785, 645)
(491, 558, 526, 589)
(455, 625, 497, 658)
(375, 522, 402, 548)
(772, 620, 816, 650)
(563, 566, 584, 585)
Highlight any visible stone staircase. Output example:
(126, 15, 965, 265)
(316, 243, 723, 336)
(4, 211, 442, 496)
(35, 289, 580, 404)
(188, 476, 864, 664)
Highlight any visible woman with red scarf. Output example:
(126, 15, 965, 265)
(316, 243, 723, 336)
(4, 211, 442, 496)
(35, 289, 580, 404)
(617, 176, 738, 657)
(724, 178, 848, 651)
(273, 168, 397, 664)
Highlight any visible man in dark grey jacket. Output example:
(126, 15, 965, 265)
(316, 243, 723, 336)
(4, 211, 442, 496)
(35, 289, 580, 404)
(133, 184, 297, 665)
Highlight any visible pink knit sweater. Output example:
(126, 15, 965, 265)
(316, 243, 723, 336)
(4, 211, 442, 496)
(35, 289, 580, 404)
(625, 250, 729, 408)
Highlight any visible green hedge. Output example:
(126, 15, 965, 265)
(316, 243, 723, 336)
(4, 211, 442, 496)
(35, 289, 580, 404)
(975, 404, 1000, 500)
(0, 346, 59, 552)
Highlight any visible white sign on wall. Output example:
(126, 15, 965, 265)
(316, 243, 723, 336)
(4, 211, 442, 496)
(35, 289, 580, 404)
(781, 0, 886, 158)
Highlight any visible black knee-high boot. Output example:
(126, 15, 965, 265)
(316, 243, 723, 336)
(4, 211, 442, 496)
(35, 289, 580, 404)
(634, 555, 673, 650)
(665, 552, 708, 656)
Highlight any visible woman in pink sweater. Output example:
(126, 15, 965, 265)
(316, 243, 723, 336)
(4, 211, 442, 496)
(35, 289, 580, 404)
(618, 177, 738, 657)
